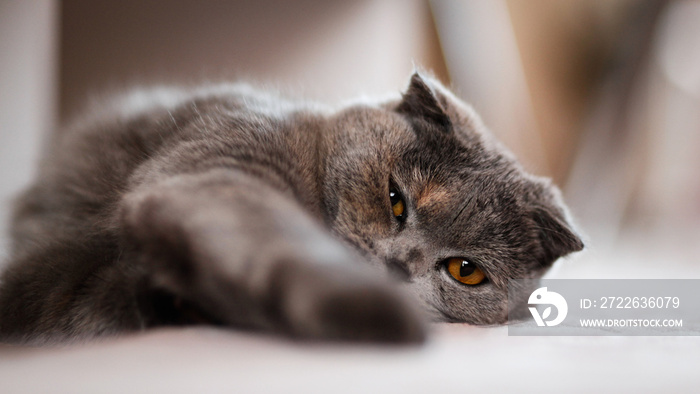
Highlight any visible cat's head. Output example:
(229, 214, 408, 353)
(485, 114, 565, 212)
(320, 72, 584, 324)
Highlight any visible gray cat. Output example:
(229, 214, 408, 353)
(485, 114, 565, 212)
(0, 72, 583, 344)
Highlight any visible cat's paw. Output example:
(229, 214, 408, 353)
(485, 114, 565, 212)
(273, 262, 427, 344)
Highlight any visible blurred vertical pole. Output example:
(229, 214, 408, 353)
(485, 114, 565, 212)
(429, 0, 548, 177)
(565, 1, 667, 249)
(0, 0, 58, 260)
(641, 0, 700, 236)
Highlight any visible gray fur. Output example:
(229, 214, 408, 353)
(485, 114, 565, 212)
(0, 72, 583, 344)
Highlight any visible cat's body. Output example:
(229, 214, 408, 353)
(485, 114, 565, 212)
(0, 73, 583, 344)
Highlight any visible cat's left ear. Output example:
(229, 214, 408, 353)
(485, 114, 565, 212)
(532, 206, 584, 267)
(396, 72, 452, 130)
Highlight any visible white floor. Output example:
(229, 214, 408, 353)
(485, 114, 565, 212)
(1, 324, 699, 393)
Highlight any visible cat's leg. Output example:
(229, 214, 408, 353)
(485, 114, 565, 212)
(121, 169, 426, 343)
(0, 234, 149, 343)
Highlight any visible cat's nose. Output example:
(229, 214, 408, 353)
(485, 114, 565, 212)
(386, 258, 411, 282)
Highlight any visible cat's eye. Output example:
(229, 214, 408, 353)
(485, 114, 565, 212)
(389, 187, 405, 220)
(445, 258, 486, 286)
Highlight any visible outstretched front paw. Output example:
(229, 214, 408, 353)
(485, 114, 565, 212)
(273, 262, 427, 344)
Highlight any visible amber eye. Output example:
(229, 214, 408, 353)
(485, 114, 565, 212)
(445, 258, 486, 285)
(389, 187, 405, 220)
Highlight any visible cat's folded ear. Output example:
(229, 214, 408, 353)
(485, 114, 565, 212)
(396, 72, 452, 130)
(532, 206, 584, 267)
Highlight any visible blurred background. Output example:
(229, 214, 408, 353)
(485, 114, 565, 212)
(1, 0, 699, 275)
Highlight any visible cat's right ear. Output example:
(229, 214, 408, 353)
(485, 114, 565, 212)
(532, 206, 584, 267)
(396, 73, 452, 130)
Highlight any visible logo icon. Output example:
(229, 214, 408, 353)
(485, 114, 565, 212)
(528, 287, 567, 327)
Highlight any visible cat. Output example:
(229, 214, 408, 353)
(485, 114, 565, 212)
(0, 71, 583, 344)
